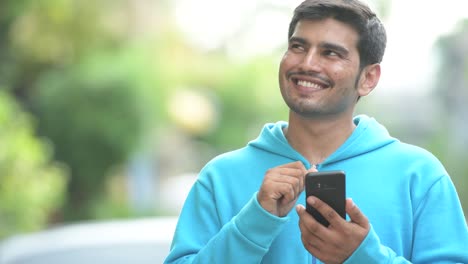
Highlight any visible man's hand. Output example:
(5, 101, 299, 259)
(257, 161, 312, 217)
(296, 197, 370, 264)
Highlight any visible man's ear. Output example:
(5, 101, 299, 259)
(357, 63, 381, 97)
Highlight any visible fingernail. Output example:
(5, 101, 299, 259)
(308, 197, 316, 205)
(308, 165, 317, 172)
(295, 205, 303, 214)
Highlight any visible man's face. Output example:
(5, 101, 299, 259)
(279, 18, 363, 118)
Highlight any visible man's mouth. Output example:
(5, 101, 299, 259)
(291, 77, 330, 90)
(297, 79, 324, 89)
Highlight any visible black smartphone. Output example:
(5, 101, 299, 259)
(305, 170, 346, 226)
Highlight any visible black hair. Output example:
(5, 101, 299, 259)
(288, 0, 387, 68)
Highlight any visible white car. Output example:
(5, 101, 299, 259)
(0, 217, 177, 264)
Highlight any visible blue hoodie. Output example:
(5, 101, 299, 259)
(164, 115, 468, 264)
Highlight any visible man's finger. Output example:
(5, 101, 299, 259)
(307, 164, 318, 173)
(307, 196, 345, 227)
(346, 198, 369, 228)
(296, 205, 327, 239)
(280, 160, 306, 170)
(277, 168, 306, 178)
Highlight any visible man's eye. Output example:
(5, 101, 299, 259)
(324, 50, 340, 57)
(290, 44, 305, 52)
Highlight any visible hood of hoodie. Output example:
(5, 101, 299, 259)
(247, 115, 398, 167)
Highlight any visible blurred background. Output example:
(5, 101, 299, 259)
(1, 0, 467, 242)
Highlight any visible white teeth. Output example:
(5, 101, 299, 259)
(297, 80, 322, 89)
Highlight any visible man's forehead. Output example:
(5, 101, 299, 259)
(291, 19, 359, 48)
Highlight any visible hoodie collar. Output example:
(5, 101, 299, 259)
(247, 115, 397, 167)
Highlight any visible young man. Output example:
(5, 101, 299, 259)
(164, 0, 468, 263)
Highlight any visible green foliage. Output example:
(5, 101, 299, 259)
(0, 90, 67, 238)
(208, 57, 287, 150)
(0, 0, 158, 220)
(432, 19, 468, 217)
(32, 50, 147, 220)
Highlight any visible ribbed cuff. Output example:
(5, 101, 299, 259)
(234, 192, 289, 248)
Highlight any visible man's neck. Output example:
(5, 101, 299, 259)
(284, 112, 356, 165)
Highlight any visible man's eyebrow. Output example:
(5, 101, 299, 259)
(289, 37, 350, 55)
(288, 36, 308, 45)
(320, 42, 349, 56)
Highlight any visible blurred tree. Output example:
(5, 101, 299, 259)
(0, 0, 156, 220)
(4, 0, 130, 101)
(0, 0, 33, 93)
(0, 90, 67, 238)
(32, 54, 145, 219)
(432, 19, 468, 216)
(207, 57, 287, 151)
(368, 0, 391, 19)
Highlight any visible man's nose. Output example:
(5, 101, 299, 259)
(298, 50, 322, 72)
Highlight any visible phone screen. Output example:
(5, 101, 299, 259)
(305, 170, 346, 226)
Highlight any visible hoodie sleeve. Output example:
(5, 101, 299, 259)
(164, 177, 289, 264)
(344, 176, 468, 264)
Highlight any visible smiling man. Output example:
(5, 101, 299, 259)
(164, 1, 468, 263)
